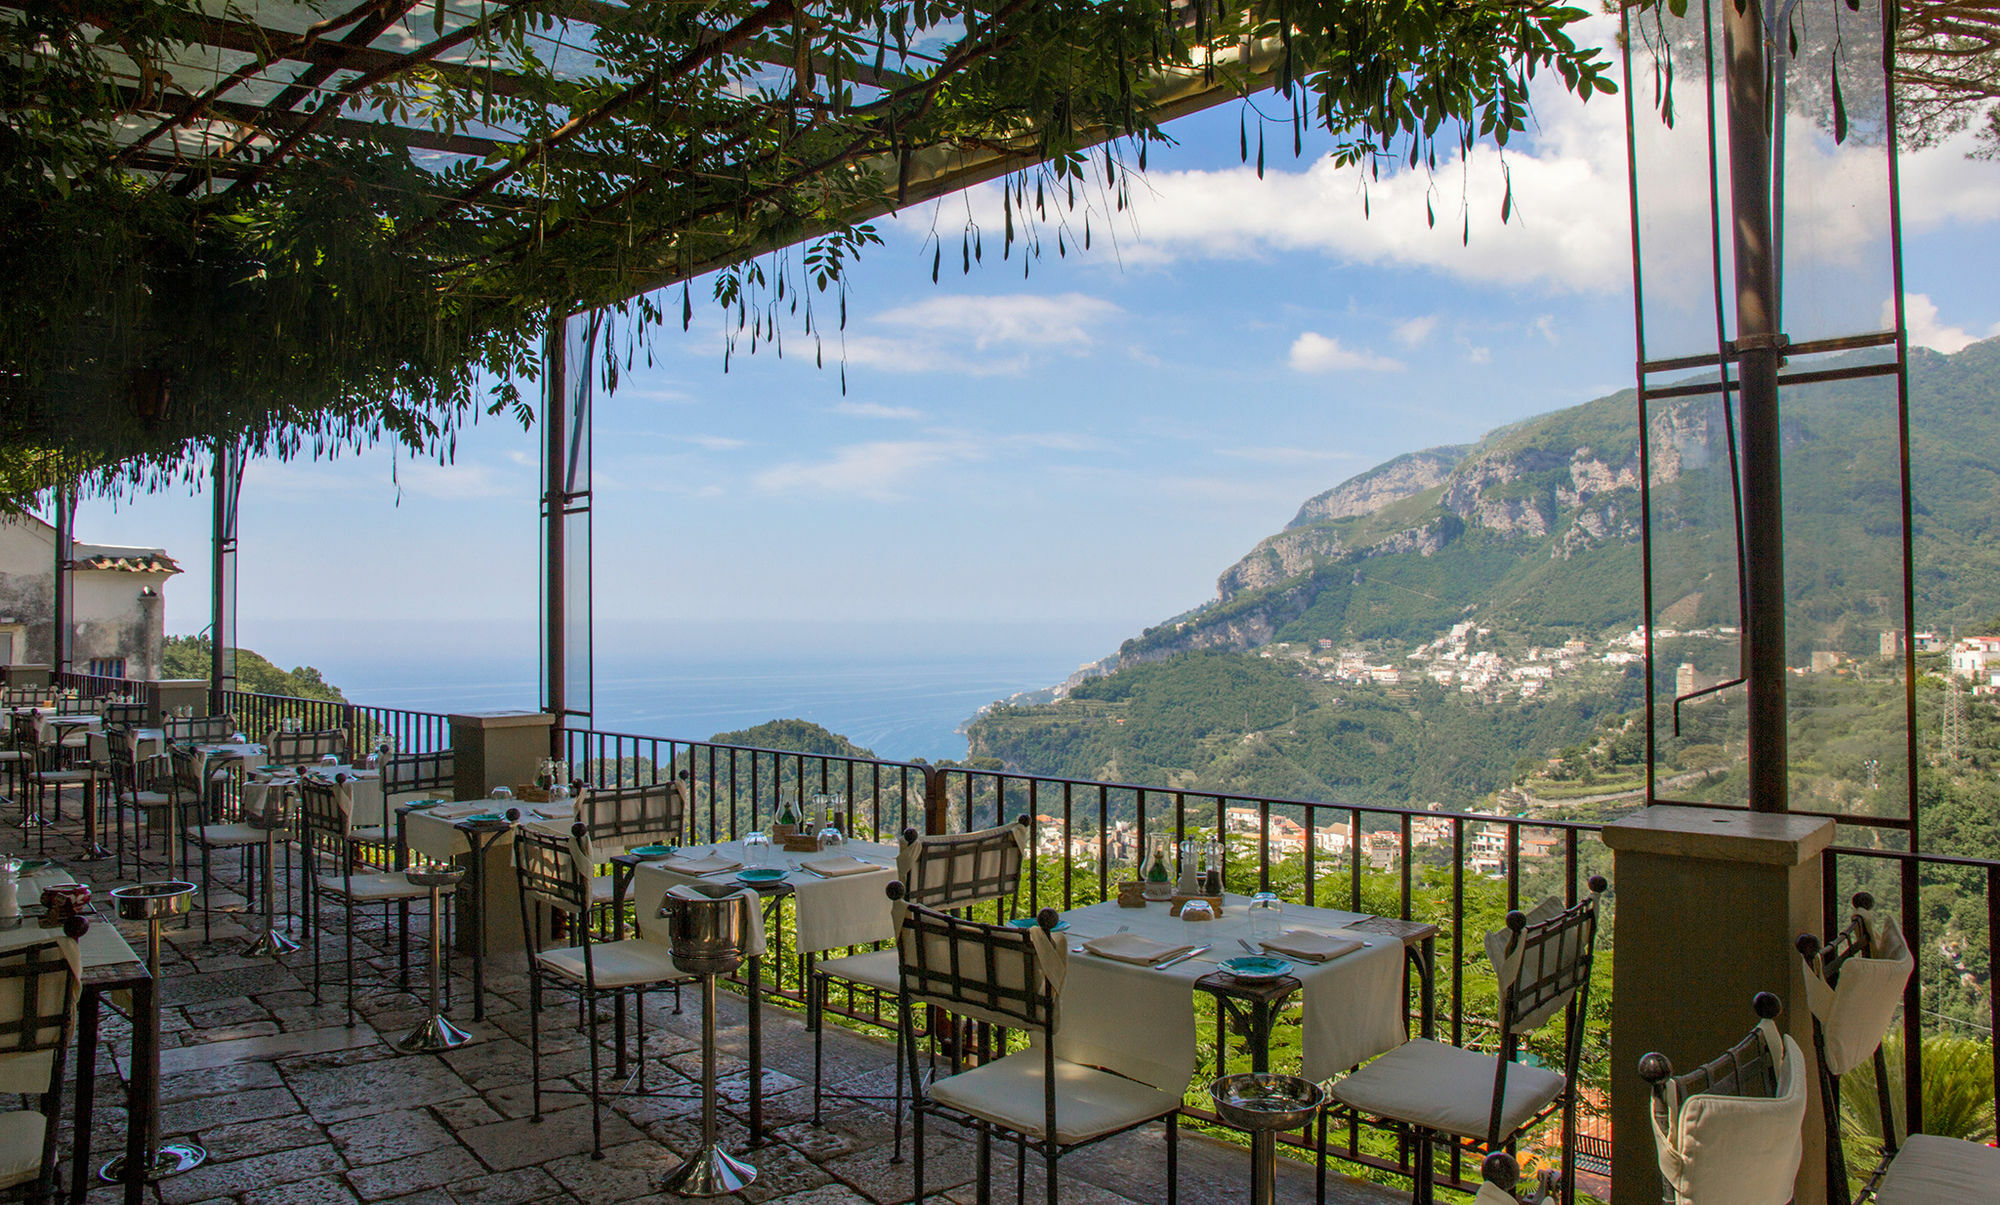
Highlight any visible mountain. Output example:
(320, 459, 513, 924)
(966, 338, 2000, 810)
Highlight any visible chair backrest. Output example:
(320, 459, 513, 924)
(897, 817, 1029, 912)
(297, 776, 352, 864)
(1640, 993, 1805, 1205)
(895, 894, 1057, 1034)
(64, 695, 108, 717)
(575, 781, 685, 856)
(0, 934, 82, 1101)
(169, 742, 210, 799)
(1491, 878, 1608, 1039)
(164, 714, 236, 743)
(513, 822, 589, 917)
(1798, 893, 1915, 1203)
(382, 750, 454, 801)
(268, 728, 348, 766)
(103, 701, 147, 729)
(1, 688, 49, 708)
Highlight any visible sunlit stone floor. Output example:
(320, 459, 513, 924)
(19, 810, 1403, 1204)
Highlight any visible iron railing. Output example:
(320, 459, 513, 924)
(53, 670, 140, 699)
(216, 688, 452, 755)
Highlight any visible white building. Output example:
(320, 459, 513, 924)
(1950, 636, 2000, 682)
(0, 516, 179, 679)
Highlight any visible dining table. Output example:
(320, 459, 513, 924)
(609, 837, 901, 1144)
(4, 861, 157, 1205)
(1052, 896, 1437, 1089)
(397, 798, 576, 1018)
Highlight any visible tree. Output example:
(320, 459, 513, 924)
(160, 636, 346, 704)
(1898, 0, 2000, 157)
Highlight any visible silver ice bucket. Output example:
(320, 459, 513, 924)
(659, 883, 751, 975)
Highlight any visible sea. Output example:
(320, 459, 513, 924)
(237, 618, 1126, 762)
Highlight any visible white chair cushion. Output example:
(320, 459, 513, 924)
(345, 825, 391, 845)
(817, 949, 900, 992)
(590, 874, 616, 905)
(319, 872, 438, 903)
(0, 1108, 47, 1189)
(1877, 1133, 2000, 1205)
(128, 790, 173, 807)
(535, 939, 690, 989)
(192, 823, 263, 847)
(1329, 1038, 1565, 1142)
(927, 1051, 1179, 1146)
(33, 770, 94, 783)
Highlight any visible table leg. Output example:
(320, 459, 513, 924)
(1250, 1000, 1272, 1074)
(69, 989, 100, 1205)
(78, 775, 111, 861)
(611, 863, 632, 1077)
(126, 974, 156, 1205)
(467, 833, 490, 1022)
(1414, 939, 1436, 1041)
(747, 951, 764, 1148)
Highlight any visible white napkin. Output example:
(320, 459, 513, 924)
(658, 852, 742, 876)
(1261, 929, 1365, 963)
(799, 855, 879, 878)
(1081, 932, 1198, 966)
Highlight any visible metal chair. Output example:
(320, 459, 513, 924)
(0, 931, 83, 1205)
(267, 728, 348, 767)
(514, 821, 690, 1158)
(1639, 992, 1805, 1205)
(810, 816, 1030, 1151)
(1323, 876, 1609, 1205)
(1800, 893, 1995, 1205)
(380, 750, 454, 808)
(104, 726, 175, 877)
(101, 701, 147, 730)
(572, 779, 687, 925)
(173, 742, 261, 942)
(298, 775, 435, 1025)
(895, 887, 1181, 1205)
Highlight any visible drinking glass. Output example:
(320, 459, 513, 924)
(817, 818, 846, 852)
(1248, 892, 1284, 942)
(1178, 898, 1215, 924)
(744, 829, 773, 868)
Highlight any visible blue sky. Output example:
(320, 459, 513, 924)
(73, 18, 2000, 680)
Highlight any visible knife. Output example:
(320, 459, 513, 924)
(1154, 945, 1210, 970)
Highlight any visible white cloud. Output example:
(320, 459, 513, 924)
(1393, 316, 1439, 347)
(1288, 332, 1404, 374)
(678, 434, 748, 451)
(1468, 346, 1493, 364)
(831, 401, 924, 420)
(393, 460, 514, 500)
(839, 292, 1122, 376)
(753, 439, 979, 501)
(1890, 293, 1983, 354)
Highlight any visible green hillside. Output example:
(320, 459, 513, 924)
(969, 338, 2000, 814)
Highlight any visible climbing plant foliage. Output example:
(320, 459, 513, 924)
(1, 0, 1615, 507)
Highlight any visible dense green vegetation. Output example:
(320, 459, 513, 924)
(161, 635, 346, 703)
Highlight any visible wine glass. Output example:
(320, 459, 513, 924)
(743, 828, 773, 868)
(491, 786, 514, 806)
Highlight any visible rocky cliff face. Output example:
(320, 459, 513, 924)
(1287, 446, 1468, 528)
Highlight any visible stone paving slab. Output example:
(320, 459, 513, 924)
(16, 813, 1402, 1205)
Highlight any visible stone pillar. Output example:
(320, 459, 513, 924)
(147, 679, 210, 723)
(447, 711, 555, 955)
(2, 665, 51, 688)
(448, 710, 555, 802)
(1602, 805, 1834, 1204)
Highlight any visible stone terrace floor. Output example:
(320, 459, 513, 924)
(31, 831, 1405, 1205)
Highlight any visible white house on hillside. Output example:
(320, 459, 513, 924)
(0, 516, 180, 679)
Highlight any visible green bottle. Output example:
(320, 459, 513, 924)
(778, 798, 800, 827)
(1141, 837, 1170, 883)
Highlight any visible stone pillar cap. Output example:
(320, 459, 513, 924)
(1603, 804, 1835, 867)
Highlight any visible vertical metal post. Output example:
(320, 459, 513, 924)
(210, 442, 242, 712)
(542, 317, 567, 756)
(51, 486, 75, 675)
(1723, 0, 1788, 812)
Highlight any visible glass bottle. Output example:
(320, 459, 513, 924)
(1202, 840, 1224, 897)
(1139, 836, 1172, 897)
(777, 796, 800, 834)
(1176, 839, 1201, 896)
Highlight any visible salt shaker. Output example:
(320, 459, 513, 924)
(0, 860, 20, 922)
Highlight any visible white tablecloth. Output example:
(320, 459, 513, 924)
(630, 839, 898, 955)
(1061, 895, 1406, 1086)
(403, 800, 572, 861)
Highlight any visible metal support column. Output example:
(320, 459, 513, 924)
(540, 311, 595, 757)
(210, 442, 243, 713)
(1722, 0, 1787, 812)
(51, 487, 75, 675)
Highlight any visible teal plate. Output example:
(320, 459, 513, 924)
(461, 813, 504, 824)
(1219, 955, 1294, 982)
(736, 868, 787, 884)
(404, 800, 442, 811)
(631, 844, 676, 858)
(1007, 917, 1069, 932)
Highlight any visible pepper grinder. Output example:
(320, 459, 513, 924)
(0, 859, 19, 927)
